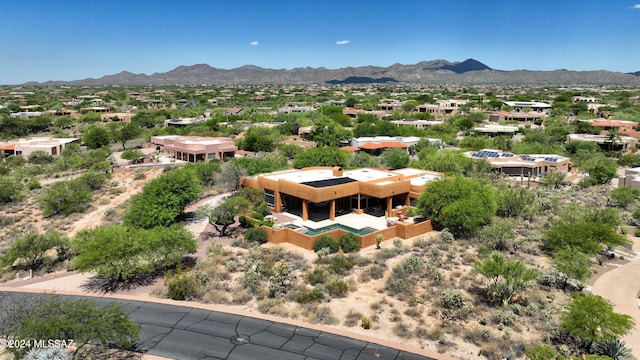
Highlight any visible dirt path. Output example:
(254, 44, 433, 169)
(591, 236, 640, 357)
(65, 168, 163, 237)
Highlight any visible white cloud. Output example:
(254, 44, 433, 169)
(631, 4, 640, 8)
(335, 40, 351, 45)
(249, 41, 259, 46)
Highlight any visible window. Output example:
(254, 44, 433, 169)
(264, 189, 275, 207)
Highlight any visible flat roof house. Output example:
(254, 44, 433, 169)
(567, 133, 637, 151)
(0, 137, 79, 157)
(241, 167, 443, 222)
(240, 167, 443, 249)
(465, 149, 571, 178)
(151, 135, 237, 162)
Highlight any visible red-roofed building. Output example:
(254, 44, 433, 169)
(586, 119, 640, 137)
(358, 141, 407, 155)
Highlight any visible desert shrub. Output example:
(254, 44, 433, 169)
(302, 304, 337, 325)
(238, 215, 254, 228)
(339, 233, 361, 253)
(392, 322, 412, 338)
(296, 285, 324, 304)
(361, 316, 371, 329)
(165, 270, 200, 301)
(241, 271, 263, 294)
(441, 288, 464, 309)
(441, 228, 455, 243)
(327, 254, 357, 275)
(326, 279, 349, 297)
(367, 264, 387, 280)
(313, 235, 339, 253)
(257, 297, 287, 316)
(493, 309, 516, 326)
(343, 309, 363, 327)
(244, 227, 268, 244)
(305, 268, 327, 285)
(524, 344, 557, 360)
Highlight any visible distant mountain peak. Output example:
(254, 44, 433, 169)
(441, 58, 492, 74)
(37, 59, 640, 86)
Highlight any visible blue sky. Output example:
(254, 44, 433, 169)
(1, 0, 639, 84)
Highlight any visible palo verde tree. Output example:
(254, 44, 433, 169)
(124, 167, 201, 229)
(417, 176, 497, 237)
(559, 294, 634, 347)
(474, 252, 538, 306)
(10, 296, 141, 359)
(544, 205, 627, 255)
(0, 231, 70, 271)
(292, 147, 350, 169)
(73, 224, 196, 282)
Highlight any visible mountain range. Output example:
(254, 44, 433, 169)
(35, 59, 640, 86)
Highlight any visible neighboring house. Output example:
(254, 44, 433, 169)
(9, 111, 43, 118)
(240, 166, 443, 221)
(472, 124, 520, 138)
(350, 136, 441, 153)
(488, 110, 546, 123)
(581, 119, 640, 137)
(151, 135, 237, 162)
(225, 107, 244, 115)
(465, 149, 571, 178)
(619, 167, 640, 189)
(297, 126, 313, 141)
(45, 109, 79, 117)
(566, 133, 637, 152)
(503, 101, 551, 113)
(100, 113, 133, 123)
(80, 106, 109, 113)
(0, 137, 79, 157)
(278, 106, 314, 114)
(390, 119, 444, 129)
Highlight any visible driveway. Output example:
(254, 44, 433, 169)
(591, 240, 640, 357)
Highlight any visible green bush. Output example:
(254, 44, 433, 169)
(313, 235, 340, 253)
(296, 285, 324, 304)
(441, 289, 464, 309)
(524, 344, 557, 360)
(165, 270, 200, 300)
(367, 264, 386, 280)
(327, 254, 357, 275)
(339, 233, 361, 253)
(244, 227, 268, 244)
(305, 268, 327, 285)
(239, 215, 254, 228)
(326, 279, 349, 297)
(635, 228, 640, 237)
(361, 316, 371, 329)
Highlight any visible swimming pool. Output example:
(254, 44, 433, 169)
(284, 223, 377, 236)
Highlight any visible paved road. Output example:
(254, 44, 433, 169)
(0, 292, 436, 360)
(591, 253, 640, 357)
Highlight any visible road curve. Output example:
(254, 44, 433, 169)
(0, 291, 451, 360)
(591, 256, 640, 357)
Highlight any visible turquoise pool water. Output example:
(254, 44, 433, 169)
(285, 223, 377, 236)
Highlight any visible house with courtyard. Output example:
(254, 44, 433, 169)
(240, 166, 443, 249)
(151, 135, 237, 162)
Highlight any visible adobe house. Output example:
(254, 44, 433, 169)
(466, 149, 571, 178)
(0, 137, 79, 157)
(240, 167, 443, 222)
(151, 135, 237, 162)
